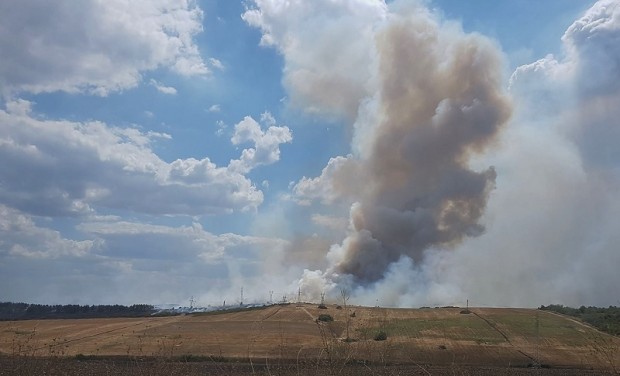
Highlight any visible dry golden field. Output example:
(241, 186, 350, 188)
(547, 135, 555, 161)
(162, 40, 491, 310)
(1, 304, 619, 375)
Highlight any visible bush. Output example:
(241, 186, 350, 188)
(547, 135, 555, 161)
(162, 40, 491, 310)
(317, 314, 333, 322)
(318, 304, 327, 309)
(374, 331, 388, 341)
(459, 309, 471, 314)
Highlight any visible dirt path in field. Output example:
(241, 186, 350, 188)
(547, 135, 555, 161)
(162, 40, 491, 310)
(32, 316, 182, 352)
(542, 310, 618, 338)
(544, 311, 590, 329)
(297, 306, 316, 321)
(33, 321, 145, 351)
(471, 310, 536, 363)
(471, 311, 511, 343)
(260, 306, 281, 321)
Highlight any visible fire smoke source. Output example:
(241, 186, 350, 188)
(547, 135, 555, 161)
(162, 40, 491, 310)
(328, 12, 512, 284)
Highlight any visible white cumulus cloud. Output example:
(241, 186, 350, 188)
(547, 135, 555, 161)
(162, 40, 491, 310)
(208, 104, 221, 113)
(150, 79, 178, 95)
(243, 0, 387, 119)
(0, 204, 95, 259)
(0, 0, 209, 96)
(228, 113, 292, 174)
(0, 99, 263, 217)
(292, 155, 361, 205)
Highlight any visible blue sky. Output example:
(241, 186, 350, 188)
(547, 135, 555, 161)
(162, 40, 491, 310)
(2, 0, 619, 308)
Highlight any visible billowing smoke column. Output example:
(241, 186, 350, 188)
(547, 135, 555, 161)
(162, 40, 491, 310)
(248, 0, 620, 307)
(322, 10, 512, 285)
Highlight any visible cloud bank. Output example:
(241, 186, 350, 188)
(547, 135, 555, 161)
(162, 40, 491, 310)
(0, 100, 296, 303)
(0, 100, 266, 216)
(0, 205, 291, 304)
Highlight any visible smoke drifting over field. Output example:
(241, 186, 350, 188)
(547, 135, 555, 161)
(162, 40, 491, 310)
(330, 14, 511, 284)
(247, 0, 620, 307)
(246, 1, 511, 295)
(277, 3, 513, 294)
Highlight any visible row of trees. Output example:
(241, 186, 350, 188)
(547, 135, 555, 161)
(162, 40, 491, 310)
(539, 304, 620, 335)
(0, 302, 155, 320)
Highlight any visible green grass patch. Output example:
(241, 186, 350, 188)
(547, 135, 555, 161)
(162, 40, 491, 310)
(359, 315, 505, 344)
(492, 313, 585, 340)
(477, 310, 597, 347)
(540, 305, 620, 336)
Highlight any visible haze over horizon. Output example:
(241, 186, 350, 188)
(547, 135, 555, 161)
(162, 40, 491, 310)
(1, 0, 619, 309)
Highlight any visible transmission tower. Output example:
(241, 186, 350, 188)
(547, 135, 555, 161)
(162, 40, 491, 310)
(189, 296, 195, 310)
(240, 287, 244, 306)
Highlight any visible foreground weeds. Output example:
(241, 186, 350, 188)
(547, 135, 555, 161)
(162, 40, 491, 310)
(0, 356, 614, 376)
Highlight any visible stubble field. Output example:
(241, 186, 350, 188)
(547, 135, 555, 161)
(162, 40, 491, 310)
(1, 304, 618, 375)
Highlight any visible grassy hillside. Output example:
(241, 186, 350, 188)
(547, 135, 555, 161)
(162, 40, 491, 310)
(540, 304, 620, 335)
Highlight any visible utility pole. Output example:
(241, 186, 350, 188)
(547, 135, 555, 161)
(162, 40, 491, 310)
(534, 311, 540, 368)
(341, 288, 351, 341)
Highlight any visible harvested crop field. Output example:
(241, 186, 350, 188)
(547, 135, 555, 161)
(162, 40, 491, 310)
(1, 304, 618, 375)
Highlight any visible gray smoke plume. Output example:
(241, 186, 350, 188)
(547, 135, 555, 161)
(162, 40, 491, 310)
(323, 10, 512, 285)
(249, 0, 619, 307)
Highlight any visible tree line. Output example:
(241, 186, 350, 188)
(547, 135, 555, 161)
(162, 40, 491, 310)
(0, 302, 155, 320)
(539, 304, 620, 336)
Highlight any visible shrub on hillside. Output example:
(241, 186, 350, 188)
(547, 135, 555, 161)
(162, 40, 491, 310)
(374, 331, 388, 341)
(317, 314, 333, 322)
